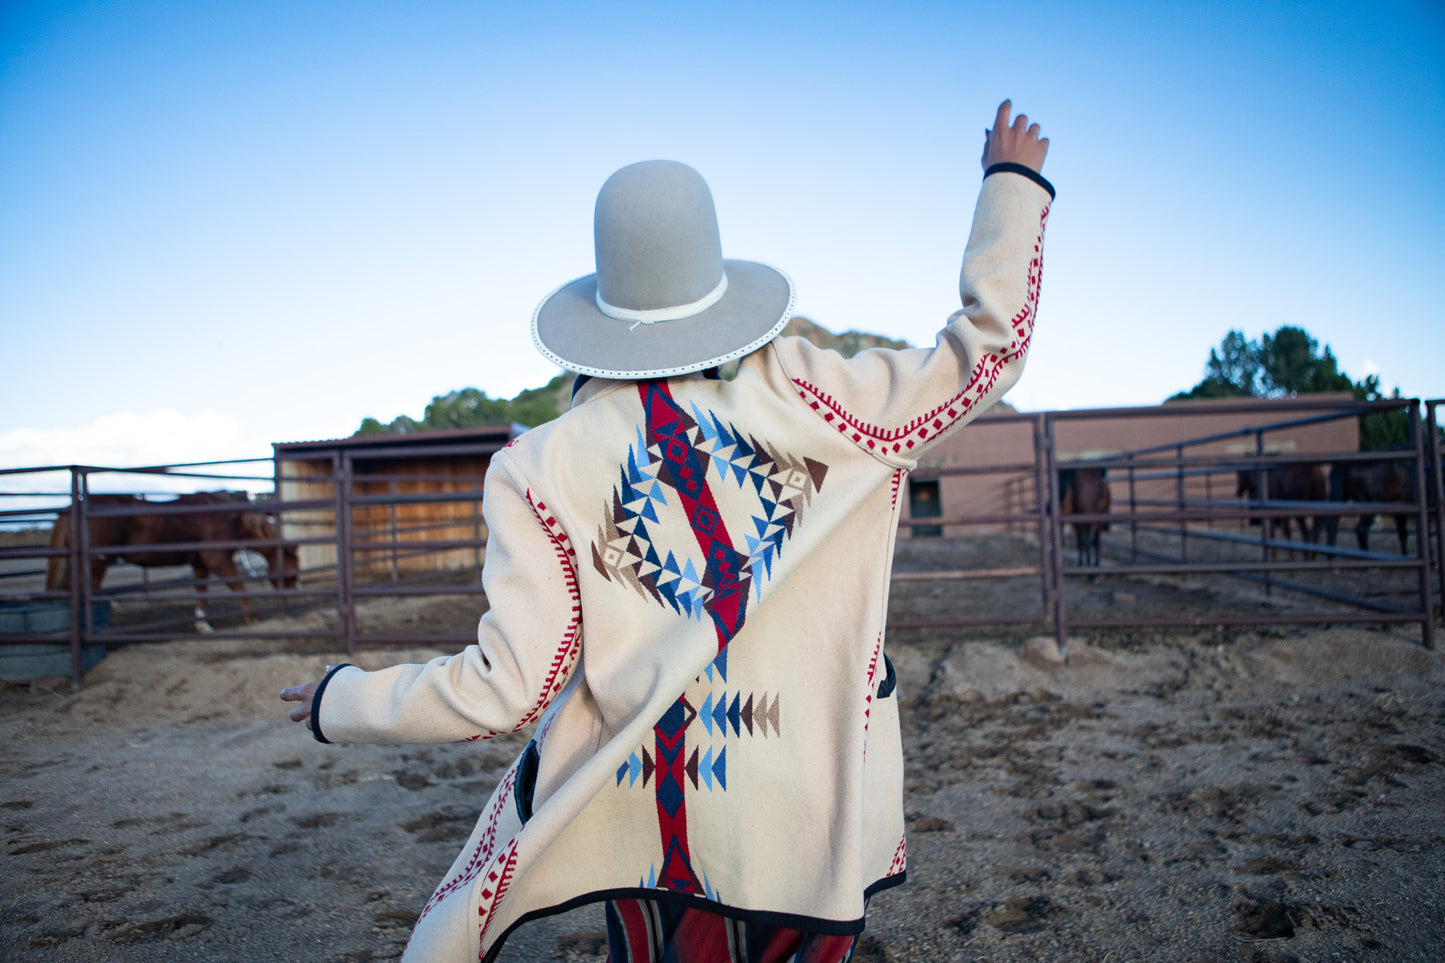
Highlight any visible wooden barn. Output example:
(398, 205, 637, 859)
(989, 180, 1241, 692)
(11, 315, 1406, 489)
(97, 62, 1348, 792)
(273, 425, 522, 581)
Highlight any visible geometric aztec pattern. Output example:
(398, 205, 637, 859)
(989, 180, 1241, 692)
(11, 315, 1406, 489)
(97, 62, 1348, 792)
(597, 380, 825, 900)
(591, 392, 828, 623)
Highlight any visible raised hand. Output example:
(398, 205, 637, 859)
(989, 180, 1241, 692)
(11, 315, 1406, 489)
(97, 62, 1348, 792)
(981, 100, 1048, 173)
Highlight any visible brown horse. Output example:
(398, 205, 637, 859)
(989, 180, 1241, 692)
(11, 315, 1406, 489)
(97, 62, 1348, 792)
(1235, 462, 1329, 559)
(46, 492, 298, 631)
(1059, 467, 1110, 566)
(1326, 459, 1414, 554)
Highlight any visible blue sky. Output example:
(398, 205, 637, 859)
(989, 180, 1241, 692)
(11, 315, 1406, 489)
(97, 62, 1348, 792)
(2, 0, 1442, 473)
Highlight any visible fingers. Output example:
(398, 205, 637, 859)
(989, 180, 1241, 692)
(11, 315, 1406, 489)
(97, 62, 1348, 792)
(994, 99, 1013, 131)
(982, 99, 1048, 173)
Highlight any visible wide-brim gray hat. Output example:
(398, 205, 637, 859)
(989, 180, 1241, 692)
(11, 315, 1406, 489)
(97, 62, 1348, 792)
(532, 160, 794, 379)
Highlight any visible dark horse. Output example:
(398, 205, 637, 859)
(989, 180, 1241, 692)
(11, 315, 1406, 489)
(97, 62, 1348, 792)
(1326, 459, 1414, 554)
(1235, 462, 1329, 559)
(46, 491, 298, 631)
(1059, 467, 1110, 566)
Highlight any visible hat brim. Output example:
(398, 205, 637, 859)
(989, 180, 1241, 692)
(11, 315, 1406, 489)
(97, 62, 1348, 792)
(532, 259, 794, 379)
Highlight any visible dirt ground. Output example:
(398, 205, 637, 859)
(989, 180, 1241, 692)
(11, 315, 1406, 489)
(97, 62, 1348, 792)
(3, 535, 1443, 962)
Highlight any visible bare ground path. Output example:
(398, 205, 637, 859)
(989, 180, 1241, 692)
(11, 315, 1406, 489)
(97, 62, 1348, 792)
(3, 549, 1443, 961)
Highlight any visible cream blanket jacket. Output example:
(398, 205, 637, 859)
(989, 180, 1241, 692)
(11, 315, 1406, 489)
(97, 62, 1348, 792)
(314, 168, 1052, 962)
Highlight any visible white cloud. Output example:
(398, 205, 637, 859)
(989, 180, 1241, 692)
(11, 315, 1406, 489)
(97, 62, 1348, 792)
(1361, 358, 1381, 378)
(0, 410, 275, 497)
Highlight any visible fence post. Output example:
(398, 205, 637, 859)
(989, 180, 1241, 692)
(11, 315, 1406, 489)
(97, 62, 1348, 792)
(333, 453, 356, 659)
(1030, 415, 1054, 620)
(389, 478, 400, 584)
(67, 469, 83, 689)
(1254, 431, 1273, 596)
(1044, 415, 1069, 657)
(1407, 402, 1434, 649)
(272, 454, 290, 615)
(1128, 454, 1138, 563)
(1176, 444, 1188, 562)
(1428, 401, 1444, 619)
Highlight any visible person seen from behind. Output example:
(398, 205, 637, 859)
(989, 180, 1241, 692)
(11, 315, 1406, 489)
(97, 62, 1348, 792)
(283, 98, 1052, 962)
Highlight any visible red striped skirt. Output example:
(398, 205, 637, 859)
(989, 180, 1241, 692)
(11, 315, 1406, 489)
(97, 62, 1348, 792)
(604, 899, 859, 963)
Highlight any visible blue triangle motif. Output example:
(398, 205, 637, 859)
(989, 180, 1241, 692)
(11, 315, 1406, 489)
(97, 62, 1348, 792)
(700, 745, 714, 789)
(712, 416, 736, 452)
(727, 694, 741, 736)
(690, 403, 717, 442)
(626, 445, 647, 485)
(627, 752, 641, 787)
(713, 746, 727, 791)
(700, 692, 715, 734)
(713, 647, 727, 682)
(712, 691, 729, 736)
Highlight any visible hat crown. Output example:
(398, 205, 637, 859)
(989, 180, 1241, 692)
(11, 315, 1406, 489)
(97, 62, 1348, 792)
(594, 160, 725, 316)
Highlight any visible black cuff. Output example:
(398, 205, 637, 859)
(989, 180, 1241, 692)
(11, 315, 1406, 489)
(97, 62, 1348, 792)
(310, 663, 354, 745)
(984, 162, 1055, 200)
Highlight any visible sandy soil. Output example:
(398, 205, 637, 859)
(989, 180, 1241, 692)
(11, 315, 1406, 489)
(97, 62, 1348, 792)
(3, 540, 1443, 962)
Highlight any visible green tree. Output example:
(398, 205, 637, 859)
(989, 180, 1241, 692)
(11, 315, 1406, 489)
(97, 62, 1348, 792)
(1171, 329, 1258, 399)
(354, 374, 573, 437)
(1257, 326, 1353, 397)
(1172, 325, 1409, 450)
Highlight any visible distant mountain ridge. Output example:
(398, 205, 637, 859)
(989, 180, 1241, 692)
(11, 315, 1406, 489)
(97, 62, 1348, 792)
(779, 316, 912, 355)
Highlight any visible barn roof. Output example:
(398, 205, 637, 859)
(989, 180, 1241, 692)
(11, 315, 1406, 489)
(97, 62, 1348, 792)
(272, 424, 524, 462)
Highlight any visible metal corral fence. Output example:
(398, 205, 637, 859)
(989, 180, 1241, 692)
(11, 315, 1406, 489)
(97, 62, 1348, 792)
(0, 441, 499, 684)
(2, 399, 1441, 686)
(903, 396, 1442, 651)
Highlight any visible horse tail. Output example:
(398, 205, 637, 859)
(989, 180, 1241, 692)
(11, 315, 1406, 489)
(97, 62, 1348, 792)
(46, 513, 70, 591)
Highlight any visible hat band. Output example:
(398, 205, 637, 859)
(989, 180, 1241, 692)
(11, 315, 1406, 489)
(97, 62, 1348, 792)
(596, 272, 729, 326)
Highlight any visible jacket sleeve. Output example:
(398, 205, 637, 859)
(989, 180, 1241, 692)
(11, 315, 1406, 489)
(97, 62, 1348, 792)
(314, 453, 583, 745)
(775, 168, 1052, 461)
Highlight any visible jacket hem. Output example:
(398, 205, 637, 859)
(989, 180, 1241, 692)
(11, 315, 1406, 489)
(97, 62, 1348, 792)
(479, 873, 906, 963)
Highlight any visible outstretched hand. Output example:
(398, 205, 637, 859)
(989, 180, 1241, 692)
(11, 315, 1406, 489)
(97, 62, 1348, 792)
(981, 100, 1048, 174)
(281, 666, 340, 730)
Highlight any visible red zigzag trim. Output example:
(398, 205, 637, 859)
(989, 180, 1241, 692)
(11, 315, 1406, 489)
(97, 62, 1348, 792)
(449, 490, 584, 744)
(417, 760, 519, 924)
(888, 832, 908, 876)
(515, 492, 584, 730)
(862, 631, 883, 762)
(792, 204, 1048, 456)
(476, 839, 521, 951)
